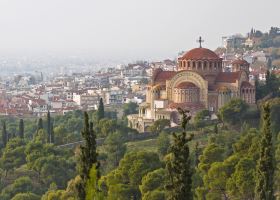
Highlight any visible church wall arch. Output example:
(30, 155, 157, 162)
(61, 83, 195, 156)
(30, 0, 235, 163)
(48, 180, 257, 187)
(167, 71, 208, 107)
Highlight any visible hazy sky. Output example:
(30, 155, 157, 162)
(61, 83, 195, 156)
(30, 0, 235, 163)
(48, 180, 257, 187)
(0, 0, 279, 61)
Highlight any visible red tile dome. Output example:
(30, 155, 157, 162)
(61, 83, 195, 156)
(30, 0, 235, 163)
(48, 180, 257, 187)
(181, 48, 220, 60)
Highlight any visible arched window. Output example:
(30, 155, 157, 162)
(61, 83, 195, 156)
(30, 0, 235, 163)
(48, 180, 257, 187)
(198, 61, 201, 69)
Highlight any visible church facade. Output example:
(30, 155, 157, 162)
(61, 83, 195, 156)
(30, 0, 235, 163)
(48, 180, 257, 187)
(128, 45, 255, 132)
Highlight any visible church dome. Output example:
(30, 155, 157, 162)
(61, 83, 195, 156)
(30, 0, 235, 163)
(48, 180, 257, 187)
(181, 48, 220, 60)
(176, 82, 197, 89)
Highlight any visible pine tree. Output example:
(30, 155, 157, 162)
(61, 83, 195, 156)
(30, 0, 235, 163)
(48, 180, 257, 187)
(47, 111, 51, 143)
(19, 119, 24, 139)
(166, 108, 193, 200)
(97, 98, 105, 121)
(255, 103, 275, 200)
(2, 121, 7, 147)
(77, 112, 99, 200)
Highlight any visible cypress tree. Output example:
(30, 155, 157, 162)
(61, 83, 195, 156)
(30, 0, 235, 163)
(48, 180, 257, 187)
(77, 112, 99, 200)
(19, 119, 24, 139)
(166, 108, 193, 200)
(47, 111, 51, 143)
(37, 118, 43, 132)
(255, 103, 275, 200)
(2, 122, 7, 147)
(97, 98, 105, 121)
(50, 122, 54, 143)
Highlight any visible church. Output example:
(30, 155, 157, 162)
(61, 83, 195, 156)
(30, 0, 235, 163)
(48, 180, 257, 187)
(128, 39, 256, 132)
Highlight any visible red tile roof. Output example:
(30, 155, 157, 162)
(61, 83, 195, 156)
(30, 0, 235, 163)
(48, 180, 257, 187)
(180, 48, 220, 60)
(241, 81, 254, 88)
(152, 68, 176, 83)
(168, 102, 205, 111)
(216, 72, 241, 83)
(232, 59, 249, 65)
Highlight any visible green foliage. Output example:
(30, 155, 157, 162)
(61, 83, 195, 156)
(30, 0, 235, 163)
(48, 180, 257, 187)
(256, 71, 280, 100)
(97, 98, 105, 122)
(140, 168, 167, 200)
(198, 143, 224, 173)
(0, 138, 26, 175)
(166, 108, 193, 200)
(97, 119, 118, 137)
(227, 157, 256, 199)
(37, 118, 43, 132)
(255, 103, 274, 200)
(142, 190, 165, 200)
(275, 133, 280, 195)
(11, 193, 40, 200)
(148, 119, 170, 134)
(194, 110, 210, 128)
(0, 177, 37, 200)
(33, 129, 48, 143)
(157, 132, 170, 157)
(107, 151, 161, 186)
(123, 102, 138, 117)
(2, 121, 8, 147)
(76, 112, 99, 200)
(104, 151, 162, 199)
(194, 127, 260, 200)
(107, 184, 139, 200)
(39, 155, 75, 188)
(86, 164, 105, 200)
(218, 99, 248, 126)
(47, 111, 51, 143)
(268, 98, 280, 136)
(104, 131, 127, 171)
(53, 125, 68, 145)
(18, 119, 24, 139)
(25, 141, 75, 188)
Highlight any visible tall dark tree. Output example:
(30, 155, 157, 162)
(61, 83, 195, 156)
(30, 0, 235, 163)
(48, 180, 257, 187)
(97, 98, 105, 121)
(2, 121, 8, 147)
(19, 119, 24, 139)
(37, 118, 43, 132)
(76, 112, 99, 200)
(50, 122, 54, 143)
(47, 111, 51, 143)
(255, 103, 275, 200)
(166, 108, 193, 200)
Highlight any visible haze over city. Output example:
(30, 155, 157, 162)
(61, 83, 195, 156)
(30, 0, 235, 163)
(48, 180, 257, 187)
(0, 0, 279, 61)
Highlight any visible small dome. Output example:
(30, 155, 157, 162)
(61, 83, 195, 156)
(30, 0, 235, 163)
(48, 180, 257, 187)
(176, 82, 197, 89)
(181, 48, 220, 60)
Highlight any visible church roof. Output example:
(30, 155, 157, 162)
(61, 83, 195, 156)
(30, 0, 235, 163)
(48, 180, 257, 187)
(215, 71, 242, 83)
(168, 102, 205, 111)
(241, 81, 254, 88)
(180, 48, 220, 60)
(176, 82, 197, 89)
(152, 68, 176, 83)
(232, 59, 249, 65)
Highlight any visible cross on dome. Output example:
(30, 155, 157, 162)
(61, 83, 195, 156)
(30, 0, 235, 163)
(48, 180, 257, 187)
(196, 36, 204, 48)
